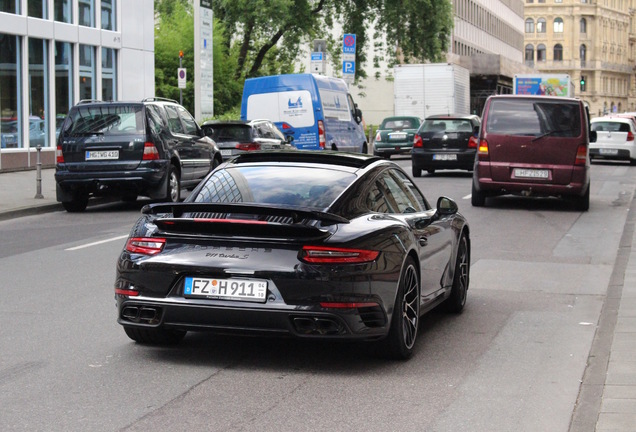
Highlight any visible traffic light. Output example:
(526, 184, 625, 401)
(580, 76, 586, 92)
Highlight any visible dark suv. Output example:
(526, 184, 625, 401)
(201, 119, 294, 160)
(55, 98, 222, 212)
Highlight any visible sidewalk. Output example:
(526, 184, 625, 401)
(0, 168, 635, 431)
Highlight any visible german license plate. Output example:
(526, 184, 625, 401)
(433, 154, 457, 161)
(389, 132, 406, 140)
(86, 150, 119, 160)
(514, 168, 549, 179)
(599, 148, 618, 155)
(183, 277, 267, 302)
(220, 149, 233, 156)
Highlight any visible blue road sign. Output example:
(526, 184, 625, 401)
(343, 34, 356, 54)
(311, 52, 323, 61)
(343, 60, 355, 75)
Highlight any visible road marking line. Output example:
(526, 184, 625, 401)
(65, 234, 129, 251)
(463, 194, 471, 200)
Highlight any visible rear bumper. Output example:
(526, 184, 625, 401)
(589, 147, 634, 161)
(373, 141, 413, 156)
(55, 161, 169, 200)
(412, 149, 475, 170)
(117, 297, 389, 340)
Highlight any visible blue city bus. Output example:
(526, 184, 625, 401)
(241, 74, 367, 153)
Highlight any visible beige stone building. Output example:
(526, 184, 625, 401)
(524, 0, 636, 117)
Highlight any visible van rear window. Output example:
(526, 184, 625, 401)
(63, 105, 144, 137)
(487, 99, 581, 137)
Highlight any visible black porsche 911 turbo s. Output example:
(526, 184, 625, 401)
(115, 151, 470, 359)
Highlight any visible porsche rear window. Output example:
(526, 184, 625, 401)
(194, 166, 355, 208)
(486, 99, 581, 137)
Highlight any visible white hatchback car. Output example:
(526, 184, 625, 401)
(590, 117, 636, 165)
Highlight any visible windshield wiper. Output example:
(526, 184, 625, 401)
(532, 129, 558, 142)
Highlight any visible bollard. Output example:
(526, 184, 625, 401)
(34, 145, 44, 199)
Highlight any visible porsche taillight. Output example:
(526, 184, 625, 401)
(126, 237, 166, 255)
(56, 145, 64, 164)
(300, 246, 379, 264)
(142, 142, 160, 160)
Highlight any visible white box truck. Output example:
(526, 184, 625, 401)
(513, 74, 575, 97)
(394, 63, 470, 119)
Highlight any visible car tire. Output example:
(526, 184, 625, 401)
(124, 326, 186, 345)
(471, 181, 486, 207)
(62, 193, 89, 212)
(572, 183, 590, 211)
(379, 257, 420, 360)
(443, 233, 469, 313)
(166, 165, 181, 202)
(412, 166, 422, 178)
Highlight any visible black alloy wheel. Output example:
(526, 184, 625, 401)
(381, 257, 420, 360)
(166, 165, 181, 202)
(444, 234, 469, 313)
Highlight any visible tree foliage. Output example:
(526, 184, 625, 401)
(154, 0, 454, 116)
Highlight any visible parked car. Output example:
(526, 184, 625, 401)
(201, 119, 294, 160)
(1, 120, 18, 148)
(55, 98, 222, 212)
(411, 114, 481, 177)
(590, 117, 636, 165)
(472, 95, 595, 211)
(115, 151, 471, 360)
(372, 116, 421, 159)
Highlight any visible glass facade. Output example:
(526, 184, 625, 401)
(54, 0, 72, 23)
(102, 47, 116, 100)
(0, 34, 21, 149)
(101, 0, 115, 30)
(28, 38, 48, 147)
(79, 44, 95, 100)
(55, 42, 73, 137)
(79, 0, 94, 27)
(0, 0, 19, 14)
(28, 0, 47, 18)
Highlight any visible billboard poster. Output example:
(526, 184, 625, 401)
(515, 76, 570, 97)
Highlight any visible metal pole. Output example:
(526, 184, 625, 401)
(179, 56, 183, 105)
(34, 145, 43, 199)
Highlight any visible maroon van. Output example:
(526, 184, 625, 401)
(471, 95, 595, 211)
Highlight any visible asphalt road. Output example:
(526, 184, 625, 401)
(1, 160, 634, 431)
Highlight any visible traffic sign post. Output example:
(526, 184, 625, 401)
(342, 34, 356, 85)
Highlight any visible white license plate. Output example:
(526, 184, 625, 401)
(389, 133, 407, 140)
(433, 154, 457, 161)
(86, 150, 119, 160)
(599, 148, 619, 155)
(514, 168, 549, 179)
(183, 277, 268, 302)
(220, 149, 233, 156)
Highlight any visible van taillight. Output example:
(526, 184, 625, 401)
(56, 145, 64, 164)
(468, 136, 479, 149)
(142, 142, 160, 160)
(478, 139, 489, 155)
(318, 120, 326, 149)
(413, 135, 423, 148)
(628, 131, 635, 141)
(575, 144, 588, 165)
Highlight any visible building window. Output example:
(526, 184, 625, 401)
(54, 0, 73, 23)
(555, 0, 562, 3)
(537, 18, 546, 33)
(525, 44, 535, 61)
(28, 38, 48, 148)
(55, 42, 73, 134)
(102, 48, 116, 101)
(79, 44, 95, 100)
(553, 44, 563, 61)
(525, 19, 535, 33)
(580, 18, 587, 33)
(79, 0, 95, 27)
(0, 34, 21, 149)
(101, 0, 115, 30)
(1, 0, 19, 13)
(537, 44, 547, 61)
(554, 18, 564, 33)
(28, 0, 47, 18)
